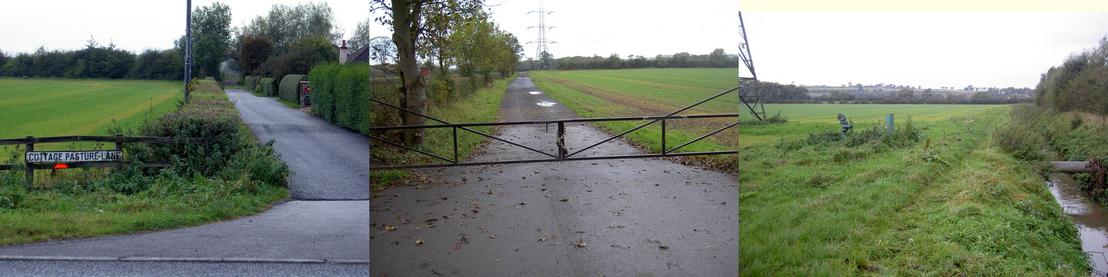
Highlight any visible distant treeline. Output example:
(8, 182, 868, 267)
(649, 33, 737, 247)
(0, 41, 182, 80)
(747, 80, 1029, 104)
(525, 49, 738, 71)
(1036, 37, 1108, 114)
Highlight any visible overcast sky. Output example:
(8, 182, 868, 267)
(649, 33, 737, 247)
(2, 1, 1107, 88)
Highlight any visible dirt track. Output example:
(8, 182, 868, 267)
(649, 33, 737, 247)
(370, 76, 737, 276)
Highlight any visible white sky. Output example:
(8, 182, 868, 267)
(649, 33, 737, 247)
(2, 1, 1106, 88)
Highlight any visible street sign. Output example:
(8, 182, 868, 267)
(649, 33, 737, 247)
(25, 151, 123, 164)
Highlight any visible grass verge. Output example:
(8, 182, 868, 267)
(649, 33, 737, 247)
(370, 76, 513, 194)
(740, 106, 1087, 275)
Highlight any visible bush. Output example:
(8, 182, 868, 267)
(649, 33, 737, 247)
(136, 79, 244, 177)
(257, 78, 276, 97)
(994, 121, 1046, 161)
(244, 75, 258, 91)
(279, 74, 306, 104)
(308, 64, 340, 122)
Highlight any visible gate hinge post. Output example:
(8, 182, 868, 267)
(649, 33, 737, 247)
(556, 122, 566, 160)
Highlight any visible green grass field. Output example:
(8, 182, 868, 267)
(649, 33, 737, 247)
(530, 68, 740, 169)
(742, 104, 1003, 147)
(0, 78, 182, 139)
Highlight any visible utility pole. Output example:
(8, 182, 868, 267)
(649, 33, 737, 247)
(737, 11, 765, 121)
(184, 0, 193, 103)
(527, 1, 555, 70)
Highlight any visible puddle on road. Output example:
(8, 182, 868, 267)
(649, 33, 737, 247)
(537, 101, 556, 107)
(1047, 173, 1108, 274)
(529, 91, 542, 95)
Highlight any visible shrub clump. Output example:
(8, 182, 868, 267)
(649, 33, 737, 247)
(279, 74, 306, 104)
(243, 75, 258, 91)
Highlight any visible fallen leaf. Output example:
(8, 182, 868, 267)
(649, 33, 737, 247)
(416, 239, 424, 246)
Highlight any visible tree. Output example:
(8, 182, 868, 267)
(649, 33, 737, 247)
(349, 19, 373, 51)
(372, 0, 484, 146)
(242, 3, 338, 56)
(191, 2, 233, 80)
(0, 50, 8, 75)
(257, 36, 337, 78)
(238, 35, 273, 75)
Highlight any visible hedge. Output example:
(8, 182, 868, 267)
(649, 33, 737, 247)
(244, 75, 258, 91)
(308, 64, 341, 122)
(257, 78, 276, 97)
(308, 64, 368, 134)
(335, 67, 369, 134)
(279, 74, 307, 104)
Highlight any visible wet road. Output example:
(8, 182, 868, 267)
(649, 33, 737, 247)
(1048, 173, 1108, 275)
(370, 76, 738, 276)
(0, 89, 369, 274)
(229, 89, 370, 200)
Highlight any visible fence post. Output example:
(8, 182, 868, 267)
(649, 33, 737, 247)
(886, 113, 894, 135)
(661, 119, 667, 155)
(24, 136, 33, 189)
(556, 122, 566, 160)
(115, 134, 124, 169)
(452, 127, 459, 164)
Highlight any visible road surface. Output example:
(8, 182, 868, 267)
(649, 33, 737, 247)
(370, 76, 738, 276)
(0, 89, 369, 276)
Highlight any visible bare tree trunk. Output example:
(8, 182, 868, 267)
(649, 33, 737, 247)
(392, 0, 426, 146)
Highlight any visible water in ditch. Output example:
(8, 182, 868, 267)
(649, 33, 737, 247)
(1047, 173, 1108, 275)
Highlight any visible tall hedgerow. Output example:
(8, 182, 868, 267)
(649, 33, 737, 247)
(335, 66, 369, 134)
(308, 64, 340, 122)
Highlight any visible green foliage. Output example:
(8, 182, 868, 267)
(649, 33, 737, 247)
(0, 78, 287, 245)
(237, 35, 272, 75)
(243, 75, 258, 91)
(188, 2, 233, 81)
(740, 108, 1088, 275)
(545, 49, 738, 71)
(994, 105, 1047, 161)
(257, 77, 276, 97)
(308, 64, 341, 122)
(239, 2, 337, 55)
(256, 36, 337, 79)
(130, 49, 184, 80)
(1, 41, 144, 79)
(1034, 36, 1108, 114)
(334, 66, 369, 134)
(136, 79, 244, 177)
(278, 74, 306, 104)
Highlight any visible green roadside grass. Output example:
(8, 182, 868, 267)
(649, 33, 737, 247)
(370, 77, 513, 192)
(0, 78, 288, 246)
(739, 105, 1088, 275)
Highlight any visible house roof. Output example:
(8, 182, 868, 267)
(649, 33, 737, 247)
(348, 46, 370, 63)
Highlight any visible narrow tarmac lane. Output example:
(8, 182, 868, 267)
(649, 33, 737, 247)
(0, 89, 369, 274)
(371, 76, 738, 276)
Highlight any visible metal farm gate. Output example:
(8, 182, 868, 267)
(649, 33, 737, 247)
(368, 12, 761, 170)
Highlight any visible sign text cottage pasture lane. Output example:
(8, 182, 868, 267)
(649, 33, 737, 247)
(26, 151, 124, 163)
